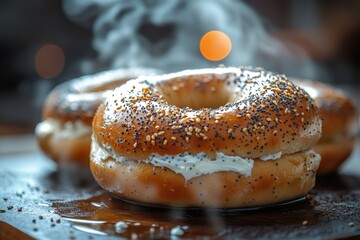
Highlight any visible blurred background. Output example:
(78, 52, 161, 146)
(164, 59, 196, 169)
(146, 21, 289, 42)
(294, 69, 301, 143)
(1, 0, 359, 134)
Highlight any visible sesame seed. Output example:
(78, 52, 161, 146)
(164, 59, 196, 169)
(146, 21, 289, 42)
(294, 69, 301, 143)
(146, 135, 151, 142)
(163, 140, 168, 145)
(227, 128, 233, 134)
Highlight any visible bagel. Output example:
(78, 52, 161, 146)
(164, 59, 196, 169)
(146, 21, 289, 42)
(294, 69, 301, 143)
(91, 67, 322, 208)
(294, 80, 358, 174)
(35, 68, 158, 165)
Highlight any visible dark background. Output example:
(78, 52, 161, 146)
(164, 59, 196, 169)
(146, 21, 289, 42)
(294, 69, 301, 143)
(0, 0, 359, 132)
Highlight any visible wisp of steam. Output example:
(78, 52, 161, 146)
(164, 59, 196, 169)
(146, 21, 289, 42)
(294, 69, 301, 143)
(63, 0, 319, 79)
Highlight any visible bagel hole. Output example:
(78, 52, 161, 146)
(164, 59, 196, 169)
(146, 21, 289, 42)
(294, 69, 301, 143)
(161, 88, 231, 109)
(158, 76, 232, 110)
(165, 93, 229, 110)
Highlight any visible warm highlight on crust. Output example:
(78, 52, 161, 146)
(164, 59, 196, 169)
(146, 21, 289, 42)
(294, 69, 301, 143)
(294, 80, 358, 174)
(93, 67, 322, 161)
(90, 151, 320, 208)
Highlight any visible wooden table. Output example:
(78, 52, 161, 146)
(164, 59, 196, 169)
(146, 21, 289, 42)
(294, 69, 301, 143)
(0, 134, 359, 239)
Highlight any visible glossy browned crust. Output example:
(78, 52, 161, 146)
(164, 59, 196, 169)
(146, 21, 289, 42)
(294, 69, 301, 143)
(93, 67, 322, 160)
(42, 88, 103, 125)
(90, 151, 319, 208)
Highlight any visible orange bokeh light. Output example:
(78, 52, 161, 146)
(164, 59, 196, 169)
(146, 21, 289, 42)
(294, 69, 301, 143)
(35, 44, 65, 79)
(199, 30, 232, 61)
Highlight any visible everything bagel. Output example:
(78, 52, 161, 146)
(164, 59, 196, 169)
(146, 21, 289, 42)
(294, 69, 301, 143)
(91, 67, 322, 208)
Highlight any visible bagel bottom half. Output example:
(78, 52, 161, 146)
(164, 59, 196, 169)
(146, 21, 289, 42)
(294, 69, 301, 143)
(90, 149, 320, 208)
(38, 132, 91, 166)
(315, 137, 356, 175)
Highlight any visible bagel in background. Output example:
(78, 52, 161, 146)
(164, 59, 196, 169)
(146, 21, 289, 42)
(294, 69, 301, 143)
(294, 80, 359, 175)
(35, 68, 159, 166)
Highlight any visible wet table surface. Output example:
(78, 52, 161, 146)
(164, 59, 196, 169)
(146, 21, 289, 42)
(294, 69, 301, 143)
(0, 135, 360, 240)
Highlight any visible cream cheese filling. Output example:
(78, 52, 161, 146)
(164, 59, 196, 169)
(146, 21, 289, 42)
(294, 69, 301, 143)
(260, 152, 282, 161)
(35, 119, 92, 139)
(91, 137, 292, 181)
(146, 152, 253, 181)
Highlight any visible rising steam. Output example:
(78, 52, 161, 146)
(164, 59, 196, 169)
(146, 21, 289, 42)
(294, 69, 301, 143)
(63, 0, 319, 79)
